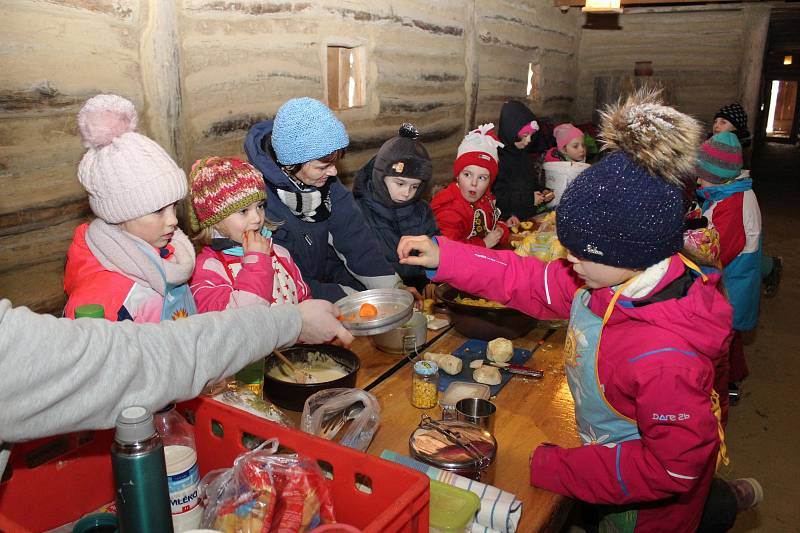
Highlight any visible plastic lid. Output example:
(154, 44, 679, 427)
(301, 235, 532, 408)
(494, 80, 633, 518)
(74, 304, 105, 319)
(429, 480, 481, 532)
(115, 406, 157, 444)
(71, 512, 118, 533)
(439, 381, 491, 409)
(414, 360, 438, 376)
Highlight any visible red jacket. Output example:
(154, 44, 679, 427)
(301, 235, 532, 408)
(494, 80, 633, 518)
(432, 238, 733, 532)
(63, 223, 134, 321)
(430, 182, 509, 247)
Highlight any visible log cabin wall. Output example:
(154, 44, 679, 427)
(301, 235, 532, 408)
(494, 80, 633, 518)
(574, 4, 763, 127)
(0, 0, 580, 314)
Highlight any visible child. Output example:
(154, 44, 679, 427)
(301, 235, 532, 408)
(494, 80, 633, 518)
(188, 157, 310, 311)
(244, 97, 403, 302)
(64, 94, 196, 322)
(430, 124, 511, 248)
(712, 102, 752, 148)
(399, 91, 745, 531)
(696, 132, 762, 393)
(493, 100, 553, 219)
(544, 123, 587, 163)
(542, 123, 591, 206)
(353, 124, 438, 291)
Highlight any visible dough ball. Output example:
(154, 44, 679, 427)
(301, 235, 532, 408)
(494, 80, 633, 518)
(487, 337, 513, 363)
(473, 366, 502, 386)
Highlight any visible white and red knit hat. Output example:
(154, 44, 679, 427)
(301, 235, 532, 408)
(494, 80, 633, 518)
(188, 157, 267, 231)
(452, 123, 505, 183)
(77, 94, 187, 223)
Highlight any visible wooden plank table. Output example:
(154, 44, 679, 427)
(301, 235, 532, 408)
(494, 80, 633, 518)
(364, 325, 580, 533)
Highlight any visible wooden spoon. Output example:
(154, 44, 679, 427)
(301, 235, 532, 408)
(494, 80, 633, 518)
(273, 349, 315, 384)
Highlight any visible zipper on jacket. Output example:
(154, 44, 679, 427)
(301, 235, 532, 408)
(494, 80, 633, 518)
(303, 233, 313, 246)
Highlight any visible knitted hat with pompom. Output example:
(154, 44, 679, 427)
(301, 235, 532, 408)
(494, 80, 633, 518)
(556, 89, 704, 269)
(188, 157, 267, 231)
(77, 94, 187, 223)
(453, 123, 505, 183)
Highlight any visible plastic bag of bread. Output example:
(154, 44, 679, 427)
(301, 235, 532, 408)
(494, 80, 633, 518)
(200, 439, 336, 532)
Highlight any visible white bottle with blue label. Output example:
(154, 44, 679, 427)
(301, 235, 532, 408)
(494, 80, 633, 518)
(154, 404, 202, 532)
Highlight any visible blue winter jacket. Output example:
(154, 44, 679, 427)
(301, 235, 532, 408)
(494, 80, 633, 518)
(245, 120, 401, 302)
(353, 157, 439, 291)
(700, 178, 762, 331)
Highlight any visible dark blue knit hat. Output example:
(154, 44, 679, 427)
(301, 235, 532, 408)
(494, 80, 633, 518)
(556, 90, 703, 269)
(272, 97, 349, 165)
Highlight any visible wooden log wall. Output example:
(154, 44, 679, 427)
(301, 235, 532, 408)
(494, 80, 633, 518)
(0, 0, 580, 314)
(574, 5, 750, 126)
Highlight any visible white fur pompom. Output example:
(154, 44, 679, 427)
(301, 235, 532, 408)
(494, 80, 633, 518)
(77, 94, 138, 149)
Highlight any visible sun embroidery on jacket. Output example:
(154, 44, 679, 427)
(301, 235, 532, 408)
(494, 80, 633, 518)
(564, 325, 587, 368)
(171, 309, 189, 320)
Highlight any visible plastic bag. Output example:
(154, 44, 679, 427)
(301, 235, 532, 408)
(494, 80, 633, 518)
(683, 227, 721, 266)
(301, 388, 380, 451)
(214, 383, 294, 427)
(512, 212, 568, 262)
(200, 439, 336, 532)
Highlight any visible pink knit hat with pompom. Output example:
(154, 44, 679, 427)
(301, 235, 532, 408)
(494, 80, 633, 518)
(77, 94, 187, 223)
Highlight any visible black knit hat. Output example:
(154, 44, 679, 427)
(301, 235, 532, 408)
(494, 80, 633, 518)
(371, 124, 433, 207)
(714, 103, 751, 145)
(556, 90, 703, 269)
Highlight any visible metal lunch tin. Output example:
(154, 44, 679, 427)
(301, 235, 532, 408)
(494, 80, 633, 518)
(409, 417, 497, 482)
(335, 288, 414, 336)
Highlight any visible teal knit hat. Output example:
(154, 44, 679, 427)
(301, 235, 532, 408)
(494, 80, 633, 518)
(695, 132, 743, 184)
(272, 97, 350, 165)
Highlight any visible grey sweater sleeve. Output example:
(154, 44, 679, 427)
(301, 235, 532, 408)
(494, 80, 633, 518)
(0, 299, 301, 442)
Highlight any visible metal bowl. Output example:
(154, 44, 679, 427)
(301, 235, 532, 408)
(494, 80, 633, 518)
(263, 345, 360, 412)
(335, 288, 414, 336)
(435, 283, 538, 341)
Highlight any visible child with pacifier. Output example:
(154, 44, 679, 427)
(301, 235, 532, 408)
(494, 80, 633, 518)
(399, 91, 744, 531)
(430, 124, 511, 248)
(188, 157, 310, 311)
(64, 94, 196, 322)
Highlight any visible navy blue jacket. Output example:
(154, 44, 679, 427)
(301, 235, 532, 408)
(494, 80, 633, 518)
(353, 158, 439, 291)
(245, 121, 401, 302)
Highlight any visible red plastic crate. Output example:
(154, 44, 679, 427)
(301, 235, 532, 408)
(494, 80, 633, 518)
(0, 397, 429, 532)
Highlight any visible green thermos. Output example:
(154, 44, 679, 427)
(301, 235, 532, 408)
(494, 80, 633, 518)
(111, 406, 174, 533)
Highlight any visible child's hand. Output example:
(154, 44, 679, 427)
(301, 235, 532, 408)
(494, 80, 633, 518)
(403, 286, 424, 310)
(506, 215, 521, 227)
(483, 227, 503, 248)
(533, 191, 545, 206)
(243, 229, 271, 255)
(397, 235, 441, 269)
(542, 189, 555, 203)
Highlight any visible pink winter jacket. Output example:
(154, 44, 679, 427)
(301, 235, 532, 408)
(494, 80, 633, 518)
(432, 238, 733, 532)
(190, 245, 310, 312)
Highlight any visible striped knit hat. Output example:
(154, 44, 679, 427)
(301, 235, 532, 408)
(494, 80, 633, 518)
(189, 157, 266, 231)
(695, 132, 743, 184)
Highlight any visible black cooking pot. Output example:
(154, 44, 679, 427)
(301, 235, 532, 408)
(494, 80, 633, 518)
(263, 345, 360, 411)
(435, 283, 538, 341)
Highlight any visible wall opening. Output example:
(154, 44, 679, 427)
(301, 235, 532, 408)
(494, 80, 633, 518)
(765, 80, 797, 139)
(327, 45, 366, 110)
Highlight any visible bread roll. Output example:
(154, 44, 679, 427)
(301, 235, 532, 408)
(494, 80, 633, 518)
(487, 337, 513, 363)
(473, 366, 502, 385)
(423, 352, 463, 375)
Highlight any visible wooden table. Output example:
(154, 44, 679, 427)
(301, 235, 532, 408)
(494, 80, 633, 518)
(363, 325, 580, 533)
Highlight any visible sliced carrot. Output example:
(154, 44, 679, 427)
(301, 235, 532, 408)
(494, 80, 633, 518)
(359, 303, 379, 318)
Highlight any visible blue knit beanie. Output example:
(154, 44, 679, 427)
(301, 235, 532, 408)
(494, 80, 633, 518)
(556, 90, 703, 270)
(271, 97, 350, 165)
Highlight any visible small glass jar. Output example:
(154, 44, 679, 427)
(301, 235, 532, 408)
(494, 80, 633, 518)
(411, 360, 439, 409)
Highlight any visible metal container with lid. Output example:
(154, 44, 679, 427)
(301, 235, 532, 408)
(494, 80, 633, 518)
(409, 416, 497, 482)
(335, 288, 414, 336)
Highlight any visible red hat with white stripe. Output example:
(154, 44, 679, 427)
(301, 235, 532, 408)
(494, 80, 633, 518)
(452, 123, 505, 183)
